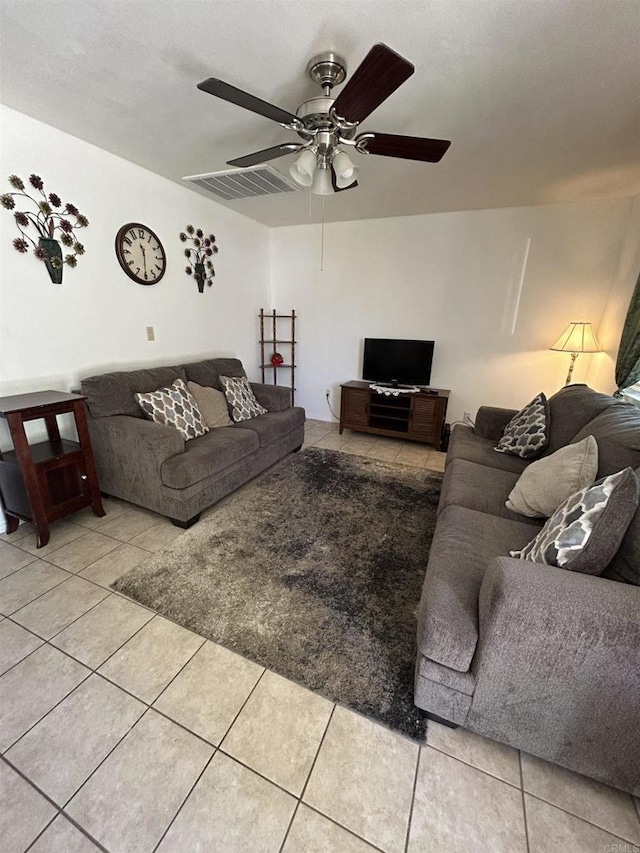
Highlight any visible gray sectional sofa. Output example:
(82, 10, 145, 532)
(80, 358, 305, 526)
(415, 384, 640, 795)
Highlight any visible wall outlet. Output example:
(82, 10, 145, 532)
(325, 387, 331, 398)
(146, 326, 155, 341)
(463, 411, 473, 425)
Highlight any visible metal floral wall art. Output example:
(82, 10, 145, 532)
(180, 225, 218, 293)
(1, 174, 89, 283)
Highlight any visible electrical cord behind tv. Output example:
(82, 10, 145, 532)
(325, 390, 339, 421)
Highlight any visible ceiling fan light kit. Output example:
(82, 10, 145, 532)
(289, 148, 317, 187)
(196, 43, 451, 198)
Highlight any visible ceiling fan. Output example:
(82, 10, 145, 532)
(197, 43, 451, 196)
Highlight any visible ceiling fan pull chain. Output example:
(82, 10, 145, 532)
(320, 198, 325, 273)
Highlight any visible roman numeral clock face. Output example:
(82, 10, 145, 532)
(115, 223, 166, 284)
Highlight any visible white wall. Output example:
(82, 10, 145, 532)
(0, 106, 271, 531)
(0, 106, 270, 405)
(586, 194, 640, 393)
(270, 198, 634, 422)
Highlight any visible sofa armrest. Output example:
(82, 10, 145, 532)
(478, 557, 640, 646)
(87, 414, 185, 497)
(250, 382, 291, 412)
(471, 557, 640, 781)
(473, 406, 518, 441)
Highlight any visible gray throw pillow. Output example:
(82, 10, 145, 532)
(510, 467, 639, 575)
(506, 436, 598, 517)
(495, 393, 550, 459)
(187, 381, 233, 428)
(220, 375, 268, 423)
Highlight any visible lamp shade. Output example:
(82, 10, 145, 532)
(311, 165, 333, 196)
(289, 149, 317, 187)
(332, 150, 358, 188)
(550, 322, 601, 353)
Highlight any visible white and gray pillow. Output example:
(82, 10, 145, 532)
(495, 393, 549, 459)
(510, 467, 639, 575)
(135, 378, 208, 441)
(506, 436, 598, 518)
(219, 375, 268, 423)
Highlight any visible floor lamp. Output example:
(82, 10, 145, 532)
(550, 322, 601, 385)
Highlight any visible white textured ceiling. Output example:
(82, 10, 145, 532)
(1, 0, 639, 227)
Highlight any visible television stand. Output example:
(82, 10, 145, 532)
(339, 381, 450, 450)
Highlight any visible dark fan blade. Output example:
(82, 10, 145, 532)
(330, 169, 359, 193)
(227, 143, 303, 168)
(197, 78, 299, 126)
(357, 132, 451, 162)
(332, 44, 414, 124)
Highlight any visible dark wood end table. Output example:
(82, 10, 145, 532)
(0, 390, 105, 548)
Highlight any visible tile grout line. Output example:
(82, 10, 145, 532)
(403, 742, 422, 853)
(0, 567, 74, 619)
(1, 667, 93, 757)
(150, 750, 218, 852)
(9, 753, 111, 853)
(56, 707, 153, 826)
(0, 555, 40, 583)
(519, 752, 531, 853)
(0, 623, 45, 679)
(524, 790, 640, 846)
(47, 591, 152, 652)
(277, 704, 389, 853)
(11, 581, 111, 645)
(278, 704, 337, 853)
(216, 667, 269, 754)
(22, 814, 61, 853)
(300, 803, 389, 853)
(422, 740, 523, 791)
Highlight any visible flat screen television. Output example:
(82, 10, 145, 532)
(362, 338, 435, 387)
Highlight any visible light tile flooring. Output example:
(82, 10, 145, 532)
(1, 420, 638, 852)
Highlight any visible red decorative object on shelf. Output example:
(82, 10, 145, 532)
(271, 352, 284, 366)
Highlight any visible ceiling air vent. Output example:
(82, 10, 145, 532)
(182, 164, 300, 201)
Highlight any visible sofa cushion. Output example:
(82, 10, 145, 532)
(571, 404, 640, 476)
(543, 384, 618, 455)
(183, 358, 246, 391)
(220, 376, 268, 422)
(187, 382, 233, 428)
(495, 393, 549, 459)
(604, 468, 640, 585)
(250, 383, 292, 413)
(418, 655, 477, 696)
(233, 408, 305, 447)
(81, 365, 186, 418)
(439, 459, 538, 523)
(447, 425, 530, 474)
(161, 427, 259, 489)
(511, 468, 639, 575)
(136, 378, 208, 441)
(506, 436, 598, 518)
(417, 505, 542, 672)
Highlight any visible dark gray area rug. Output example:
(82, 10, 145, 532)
(113, 447, 442, 739)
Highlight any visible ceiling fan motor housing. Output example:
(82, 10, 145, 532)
(306, 52, 347, 91)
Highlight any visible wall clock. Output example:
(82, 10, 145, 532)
(115, 222, 166, 284)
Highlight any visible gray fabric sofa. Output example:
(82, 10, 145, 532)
(80, 358, 305, 526)
(415, 384, 640, 795)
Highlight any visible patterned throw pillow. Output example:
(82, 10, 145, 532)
(495, 393, 549, 458)
(510, 467, 639, 575)
(219, 375, 268, 422)
(135, 378, 208, 441)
